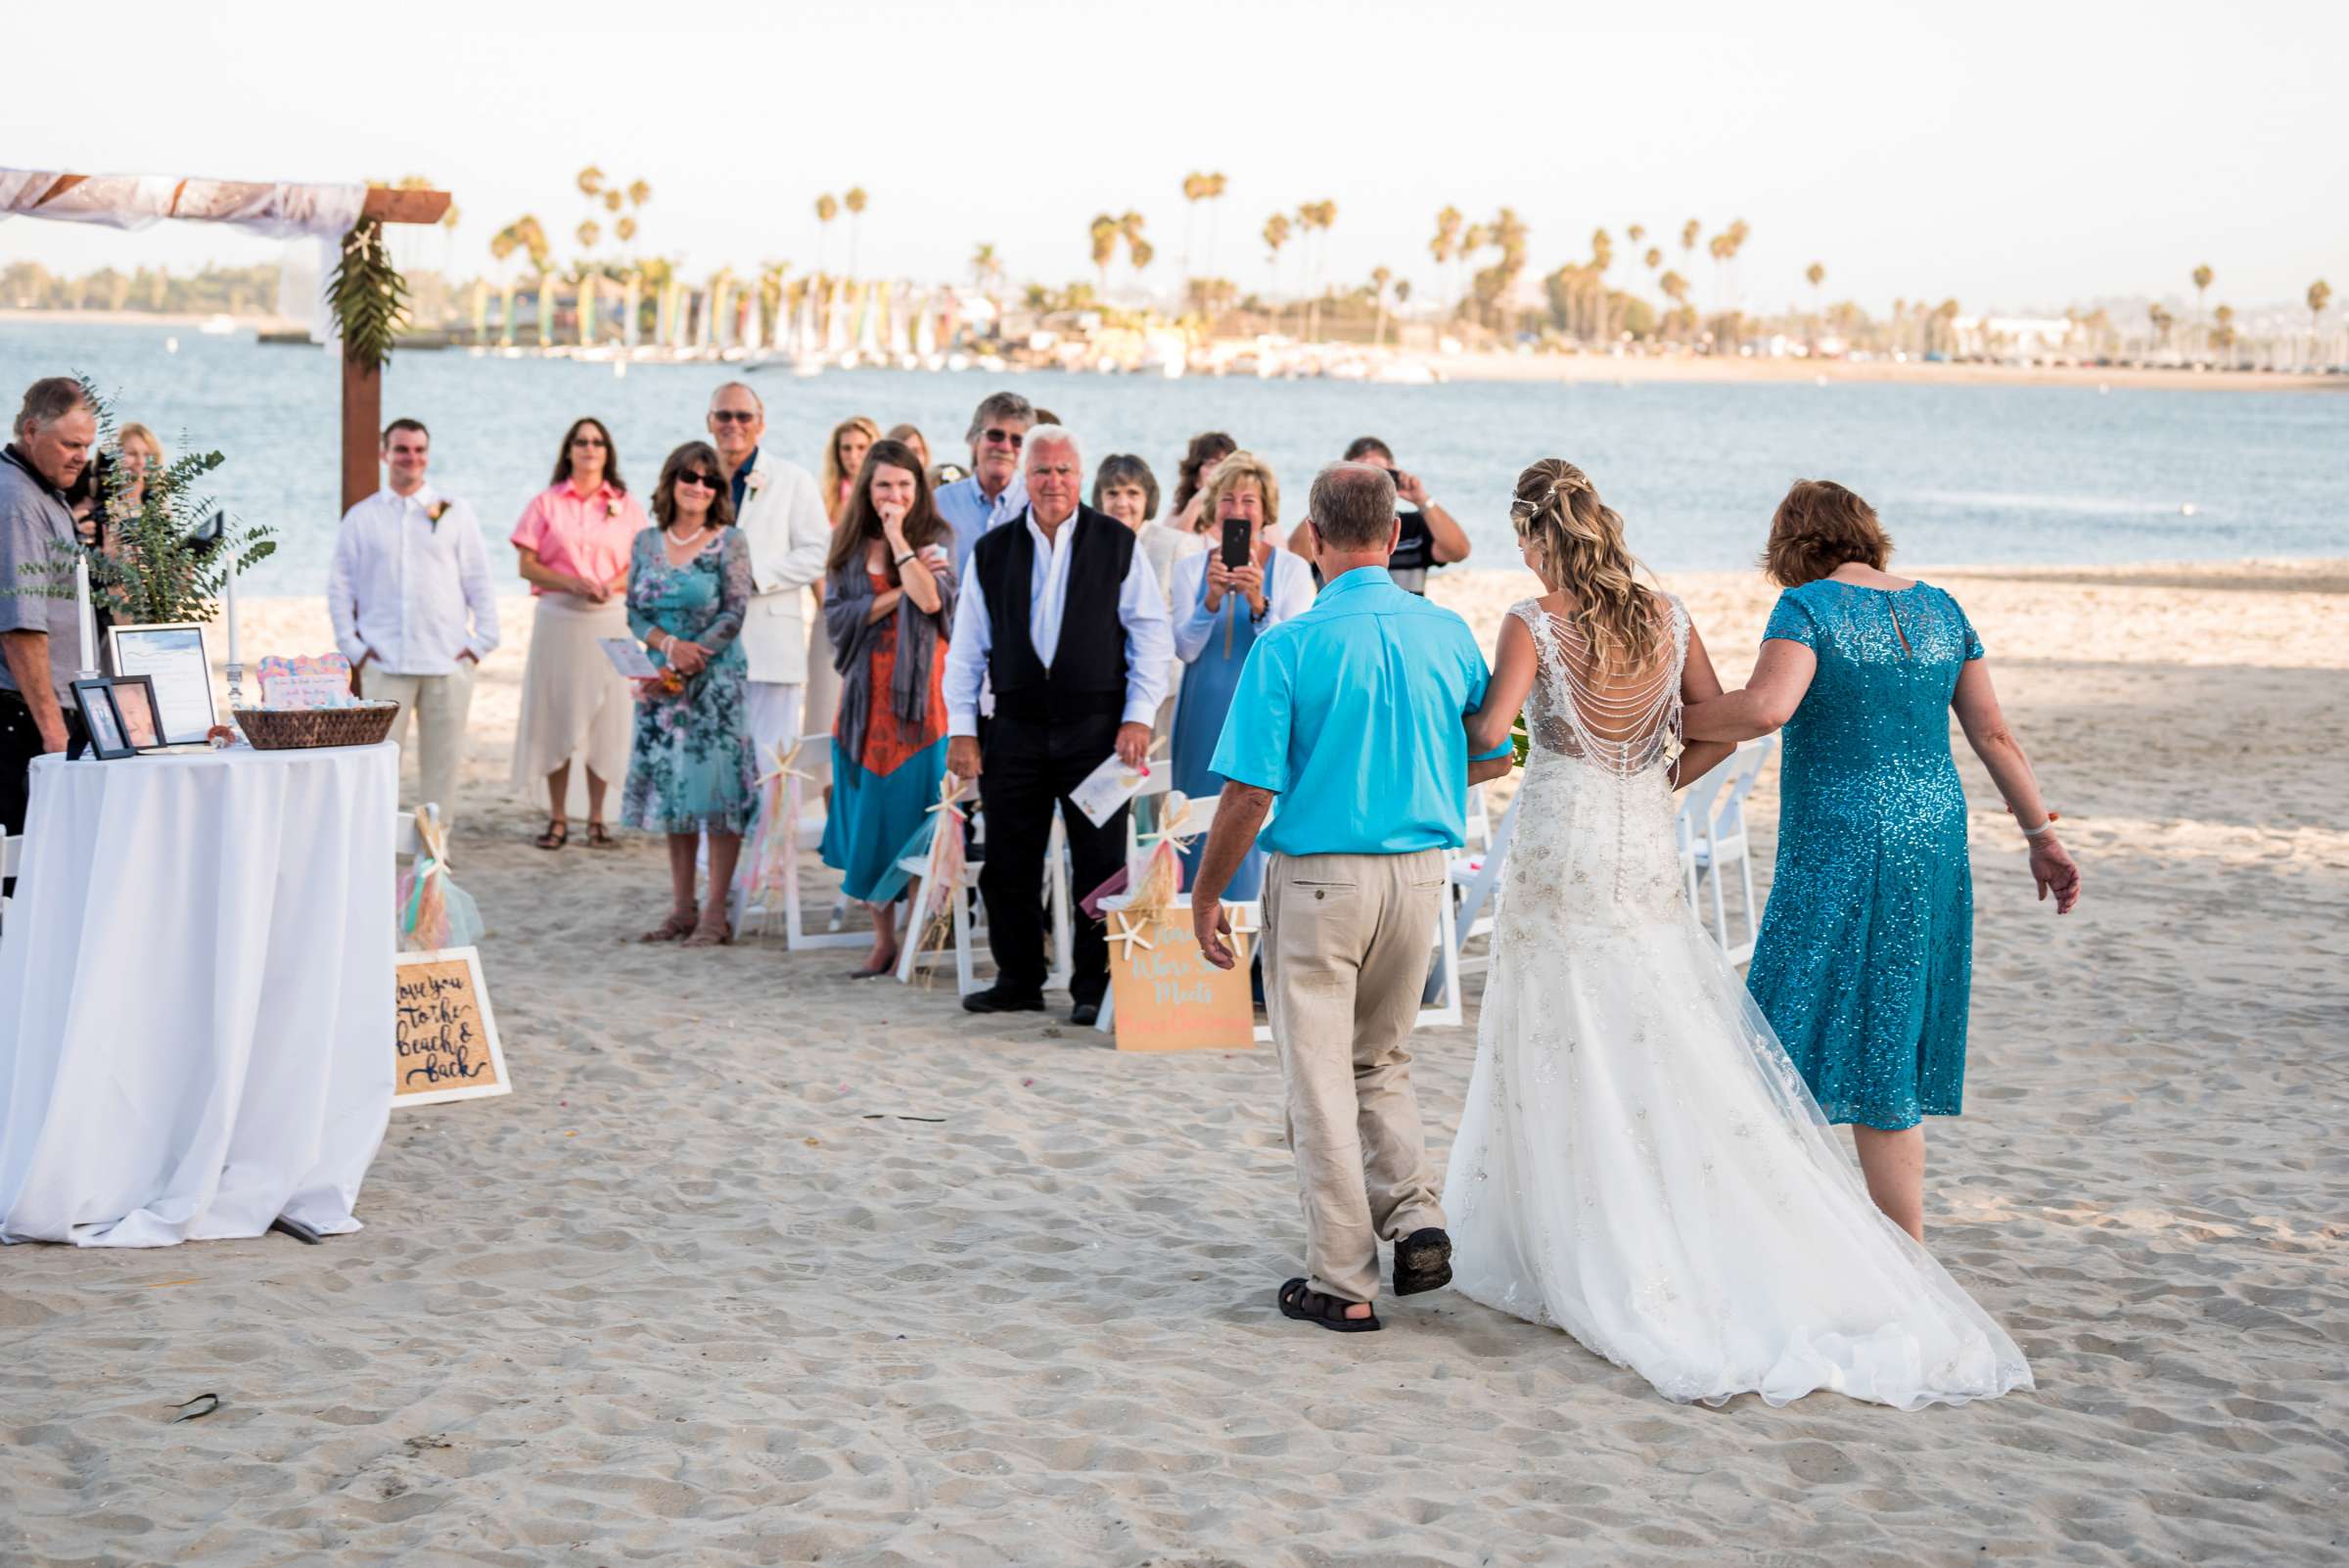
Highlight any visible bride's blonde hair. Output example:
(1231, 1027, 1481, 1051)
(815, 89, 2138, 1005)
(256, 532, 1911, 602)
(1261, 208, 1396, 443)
(1509, 459, 1664, 673)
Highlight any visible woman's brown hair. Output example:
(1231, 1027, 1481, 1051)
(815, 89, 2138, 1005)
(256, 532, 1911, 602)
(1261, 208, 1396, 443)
(651, 440, 737, 530)
(549, 416, 626, 493)
(825, 439, 946, 581)
(1170, 431, 1237, 518)
(1510, 458, 1666, 674)
(1763, 480, 1892, 586)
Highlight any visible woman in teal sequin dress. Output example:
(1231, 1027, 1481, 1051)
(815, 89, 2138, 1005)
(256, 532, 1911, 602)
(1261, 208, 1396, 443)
(622, 441, 760, 947)
(1684, 481, 2080, 1239)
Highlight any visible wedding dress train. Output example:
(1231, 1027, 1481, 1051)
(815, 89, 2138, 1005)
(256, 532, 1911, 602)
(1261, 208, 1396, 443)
(1444, 598, 2032, 1408)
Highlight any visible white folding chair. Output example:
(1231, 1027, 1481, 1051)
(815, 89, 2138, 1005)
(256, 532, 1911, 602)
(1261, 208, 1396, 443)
(895, 779, 986, 992)
(394, 808, 422, 859)
(1447, 788, 1521, 982)
(1681, 737, 1774, 964)
(1462, 783, 1495, 854)
(782, 806, 865, 950)
(0, 827, 20, 933)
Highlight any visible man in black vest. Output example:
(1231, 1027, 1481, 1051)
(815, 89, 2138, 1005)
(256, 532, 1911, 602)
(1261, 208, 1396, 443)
(944, 426, 1173, 1025)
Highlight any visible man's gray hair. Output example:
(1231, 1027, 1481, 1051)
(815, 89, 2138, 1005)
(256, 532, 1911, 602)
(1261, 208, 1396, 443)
(709, 380, 763, 413)
(964, 390, 1034, 443)
(1024, 423, 1081, 472)
(16, 377, 90, 440)
(1307, 462, 1399, 549)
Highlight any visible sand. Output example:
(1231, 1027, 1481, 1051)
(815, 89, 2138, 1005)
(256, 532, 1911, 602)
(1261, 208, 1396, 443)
(2, 559, 2343, 1567)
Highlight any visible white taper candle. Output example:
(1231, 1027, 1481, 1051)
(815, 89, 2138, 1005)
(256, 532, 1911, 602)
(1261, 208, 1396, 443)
(73, 554, 96, 676)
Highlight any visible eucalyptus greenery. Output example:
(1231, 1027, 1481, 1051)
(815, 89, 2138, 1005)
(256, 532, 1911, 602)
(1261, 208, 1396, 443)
(17, 379, 276, 627)
(329, 217, 410, 371)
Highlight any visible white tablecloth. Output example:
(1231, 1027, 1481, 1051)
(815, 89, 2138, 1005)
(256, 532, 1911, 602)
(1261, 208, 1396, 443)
(0, 743, 396, 1245)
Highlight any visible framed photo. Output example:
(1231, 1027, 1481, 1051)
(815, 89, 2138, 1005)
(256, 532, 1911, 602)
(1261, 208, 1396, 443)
(110, 674, 164, 752)
(69, 678, 135, 760)
(105, 623, 216, 747)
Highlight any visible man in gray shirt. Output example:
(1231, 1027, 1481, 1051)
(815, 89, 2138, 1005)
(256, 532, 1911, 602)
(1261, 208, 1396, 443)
(1, 377, 97, 834)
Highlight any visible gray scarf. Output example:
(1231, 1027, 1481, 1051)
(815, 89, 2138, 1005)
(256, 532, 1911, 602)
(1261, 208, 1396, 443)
(824, 553, 956, 763)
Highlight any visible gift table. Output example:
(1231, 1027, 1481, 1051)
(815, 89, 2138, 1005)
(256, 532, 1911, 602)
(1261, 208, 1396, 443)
(0, 742, 396, 1245)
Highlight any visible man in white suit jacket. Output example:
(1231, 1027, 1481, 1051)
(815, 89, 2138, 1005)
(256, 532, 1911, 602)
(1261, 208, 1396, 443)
(708, 382, 831, 763)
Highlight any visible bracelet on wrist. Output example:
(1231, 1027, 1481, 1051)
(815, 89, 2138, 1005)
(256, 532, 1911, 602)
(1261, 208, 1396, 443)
(894, 549, 916, 567)
(2021, 810, 2060, 840)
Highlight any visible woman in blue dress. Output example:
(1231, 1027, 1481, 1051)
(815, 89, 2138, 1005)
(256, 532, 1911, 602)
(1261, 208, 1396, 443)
(1683, 480, 2081, 1239)
(1165, 452, 1315, 899)
(622, 441, 760, 947)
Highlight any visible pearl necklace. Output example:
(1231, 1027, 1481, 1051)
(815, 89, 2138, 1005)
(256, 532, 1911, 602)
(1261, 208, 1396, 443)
(663, 522, 712, 553)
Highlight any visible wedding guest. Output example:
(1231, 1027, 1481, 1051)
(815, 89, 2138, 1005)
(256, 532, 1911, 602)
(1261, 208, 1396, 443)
(1166, 452, 1313, 898)
(820, 416, 881, 526)
(94, 422, 162, 542)
(707, 382, 829, 778)
(0, 377, 96, 838)
(805, 415, 881, 791)
(944, 425, 1173, 1025)
(885, 422, 930, 479)
(1166, 431, 1236, 537)
(509, 417, 644, 850)
(936, 390, 1033, 572)
(328, 418, 501, 825)
(1683, 479, 2082, 1241)
(623, 441, 759, 947)
(1326, 436, 1471, 593)
(1095, 452, 1193, 748)
(819, 439, 955, 977)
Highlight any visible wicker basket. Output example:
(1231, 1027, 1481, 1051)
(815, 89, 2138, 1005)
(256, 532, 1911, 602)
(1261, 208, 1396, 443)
(234, 702, 401, 751)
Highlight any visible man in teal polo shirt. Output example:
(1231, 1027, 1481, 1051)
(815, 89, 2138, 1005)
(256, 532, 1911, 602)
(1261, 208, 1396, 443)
(1192, 462, 1513, 1333)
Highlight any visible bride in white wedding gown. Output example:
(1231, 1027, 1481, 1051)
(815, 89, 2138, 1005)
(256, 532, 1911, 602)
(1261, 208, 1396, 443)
(1444, 460, 2032, 1409)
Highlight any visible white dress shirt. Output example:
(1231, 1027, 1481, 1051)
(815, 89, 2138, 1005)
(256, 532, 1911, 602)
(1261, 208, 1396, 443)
(327, 484, 501, 673)
(1168, 546, 1317, 662)
(944, 510, 1172, 738)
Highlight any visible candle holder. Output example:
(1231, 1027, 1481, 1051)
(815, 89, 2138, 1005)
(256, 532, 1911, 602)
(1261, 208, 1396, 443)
(211, 661, 251, 750)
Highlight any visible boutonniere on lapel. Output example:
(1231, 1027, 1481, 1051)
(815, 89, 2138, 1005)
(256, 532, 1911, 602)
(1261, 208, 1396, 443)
(744, 467, 766, 497)
(426, 499, 452, 532)
(606, 497, 623, 521)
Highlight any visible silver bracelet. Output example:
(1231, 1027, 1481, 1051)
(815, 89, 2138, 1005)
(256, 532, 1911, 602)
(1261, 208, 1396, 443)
(2021, 819, 2055, 840)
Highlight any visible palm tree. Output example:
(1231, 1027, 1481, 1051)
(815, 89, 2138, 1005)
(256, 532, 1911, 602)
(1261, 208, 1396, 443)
(2311, 279, 2334, 366)
(844, 187, 868, 278)
(1370, 264, 1393, 347)
(2148, 301, 2176, 356)
(1658, 270, 1690, 339)
(1429, 206, 1463, 315)
(1262, 212, 1292, 331)
(576, 219, 600, 254)
(2211, 302, 2236, 366)
(1203, 171, 1229, 278)
(1627, 223, 1645, 249)
(1295, 200, 1336, 340)
(576, 165, 605, 201)
(1083, 213, 1118, 299)
(1182, 172, 1209, 282)
(2189, 262, 2213, 352)
(813, 193, 839, 274)
(1117, 210, 1149, 296)
(1806, 260, 1826, 322)
(1680, 217, 1700, 282)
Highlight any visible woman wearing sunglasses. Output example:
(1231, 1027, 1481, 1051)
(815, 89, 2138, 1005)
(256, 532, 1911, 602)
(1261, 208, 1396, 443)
(622, 441, 760, 946)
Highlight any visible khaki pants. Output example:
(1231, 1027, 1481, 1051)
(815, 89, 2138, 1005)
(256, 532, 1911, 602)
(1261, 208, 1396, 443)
(1262, 848, 1449, 1304)
(363, 665, 477, 827)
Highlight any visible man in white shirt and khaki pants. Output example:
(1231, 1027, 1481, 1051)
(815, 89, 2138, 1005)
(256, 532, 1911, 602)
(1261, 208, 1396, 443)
(708, 383, 831, 769)
(328, 418, 501, 826)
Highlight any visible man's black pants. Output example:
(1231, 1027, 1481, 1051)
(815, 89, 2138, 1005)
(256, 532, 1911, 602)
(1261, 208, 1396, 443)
(976, 712, 1128, 1007)
(1, 693, 86, 896)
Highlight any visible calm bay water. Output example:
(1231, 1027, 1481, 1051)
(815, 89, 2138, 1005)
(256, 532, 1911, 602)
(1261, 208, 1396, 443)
(5, 319, 2343, 595)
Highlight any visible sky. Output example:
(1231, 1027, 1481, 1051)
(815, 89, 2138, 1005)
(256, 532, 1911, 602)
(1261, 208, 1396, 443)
(6, 0, 2345, 316)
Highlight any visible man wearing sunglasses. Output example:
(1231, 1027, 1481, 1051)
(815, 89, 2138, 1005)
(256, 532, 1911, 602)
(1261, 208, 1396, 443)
(936, 390, 1033, 574)
(707, 383, 830, 771)
(944, 425, 1173, 1026)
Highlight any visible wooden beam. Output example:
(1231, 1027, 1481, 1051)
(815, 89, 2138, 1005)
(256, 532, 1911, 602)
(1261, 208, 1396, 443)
(361, 187, 450, 226)
(342, 358, 383, 514)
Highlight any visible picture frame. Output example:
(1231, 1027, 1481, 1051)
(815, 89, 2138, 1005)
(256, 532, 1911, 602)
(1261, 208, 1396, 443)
(392, 946, 512, 1108)
(109, 674, 164, 752)
(105, 623, 216, 747)
(69, 678, 135, 760)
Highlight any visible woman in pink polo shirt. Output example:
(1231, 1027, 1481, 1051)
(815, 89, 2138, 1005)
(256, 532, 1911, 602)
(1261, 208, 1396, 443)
(509, 416, 646, 849)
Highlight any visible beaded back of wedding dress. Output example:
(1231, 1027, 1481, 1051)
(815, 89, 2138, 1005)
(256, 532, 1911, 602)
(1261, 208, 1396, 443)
(1443, 595, 2032, 1408)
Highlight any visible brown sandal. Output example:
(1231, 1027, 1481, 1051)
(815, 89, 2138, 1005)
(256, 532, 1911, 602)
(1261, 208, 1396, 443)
(534, 820, 569, 851)
(680, 919, 734, 948)
(639, 910, 697, 943)
(585, 821, 617, 849)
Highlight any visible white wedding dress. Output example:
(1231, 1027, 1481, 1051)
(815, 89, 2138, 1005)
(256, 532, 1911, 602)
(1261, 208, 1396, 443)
(1445, 598, 2032, 1408)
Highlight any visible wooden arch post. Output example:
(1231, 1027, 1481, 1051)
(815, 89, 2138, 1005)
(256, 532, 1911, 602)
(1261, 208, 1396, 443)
(343, 186, 452, 512)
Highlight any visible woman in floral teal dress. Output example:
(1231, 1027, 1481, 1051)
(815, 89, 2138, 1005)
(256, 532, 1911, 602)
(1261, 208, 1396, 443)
(622, 440, 760, 946)
(1683, 481, 2080, 1241)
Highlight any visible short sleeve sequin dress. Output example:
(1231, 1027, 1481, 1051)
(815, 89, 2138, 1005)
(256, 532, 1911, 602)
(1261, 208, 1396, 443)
(1744, 578, 1986, 1131)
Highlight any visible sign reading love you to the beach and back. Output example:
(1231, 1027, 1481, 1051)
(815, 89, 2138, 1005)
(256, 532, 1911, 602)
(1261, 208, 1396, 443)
(1107, 910, 1256, 1052)
(393, 947, 511, 1107)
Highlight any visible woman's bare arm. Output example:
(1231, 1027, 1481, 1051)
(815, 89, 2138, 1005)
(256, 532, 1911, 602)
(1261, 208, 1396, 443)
(1466, 614, 1538, 757)
(1952, 658, 2081, 912)
(1670, 619, 1736, 788)
(1681, 637, 1818, 741)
